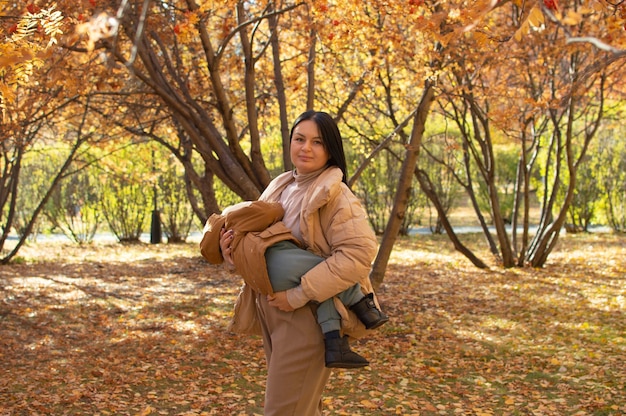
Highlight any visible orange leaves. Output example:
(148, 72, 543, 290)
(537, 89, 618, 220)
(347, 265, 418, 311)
(528, 5, 546, 27)
(543, 0, 559, 11)
(26, 3, 41, 14)
(441, 0, 626, 60)
(513, 4, 544, 42)
(0, 45, 35, 70)
(1, 232, 625, 413)
(172, 11, 200, 44)
(0, 3, 65, 109)
(512, 0, 625, 48)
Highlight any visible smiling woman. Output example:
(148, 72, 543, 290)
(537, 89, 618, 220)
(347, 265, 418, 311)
(289, 120, 330, 174)
(216, 110, 387, 415)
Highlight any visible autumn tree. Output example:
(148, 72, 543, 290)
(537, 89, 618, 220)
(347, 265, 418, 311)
(335, 0, 626, 277)
(45, 159, 102, 244)
(64, 0, 319, 223)
(0, 3, 100, 262)
(4, 0, 624, 276)
(418, 0, 624, 268)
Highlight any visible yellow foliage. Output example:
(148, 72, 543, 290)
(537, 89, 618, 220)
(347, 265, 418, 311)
(561, 10, 583, 26)
(0, 4, 65, 108)
(472, 31, 490, 47)
(0, 82, 16, 103)
(0, 45, 34, 70)
(187, 11, 200, 26)
(527, 6, 545, 28)
(514, 20, 530, 42)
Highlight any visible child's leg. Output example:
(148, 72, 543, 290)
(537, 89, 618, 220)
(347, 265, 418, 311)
(350, 292, 389, 330)
(265, 242, 368, 368)
(266, 240, 385, 334)
(316, 298, 341, 334)
(335, 283, 365, 308)
(317, 298, 369, 368)
(265, 240, 324, 292)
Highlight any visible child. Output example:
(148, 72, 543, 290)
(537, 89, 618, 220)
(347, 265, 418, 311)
(200, 200, 388, 368)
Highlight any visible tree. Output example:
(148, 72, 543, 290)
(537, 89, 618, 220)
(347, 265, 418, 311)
(156, 152, 197, 243)
(355, 147, 426, 236)
(603, 149, 626, 233)
(4, 0, 624, 277)
(1, 92, 94, 262)
(0, 2, 64, 109)
(70, 0, 303, 217)
(44, 154, 102, 244)
(404, 0, 624, 268)
(0, 2, 99, 262)
(418, 132, 464, 234)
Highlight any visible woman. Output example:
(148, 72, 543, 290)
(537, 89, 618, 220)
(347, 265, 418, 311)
(220, 110, 382, 415)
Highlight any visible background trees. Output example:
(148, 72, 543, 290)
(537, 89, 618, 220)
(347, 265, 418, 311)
(425, 5, 619, 267)
(1, 0, 624, 275)
(0, 2, 93, 262)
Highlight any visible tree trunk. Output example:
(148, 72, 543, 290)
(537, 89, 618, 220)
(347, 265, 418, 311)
(268, 8, 292, 171)
(369, 81, 435, 290)
(306, 26, 316, 111)
(416, 168, 489, 269)
(1, 134, 86, 264)
(237, 3, 271, 187)
(0, 148, 23, 252)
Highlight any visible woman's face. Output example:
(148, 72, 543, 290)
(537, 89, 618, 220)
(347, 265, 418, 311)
(290, 120, 330, 174)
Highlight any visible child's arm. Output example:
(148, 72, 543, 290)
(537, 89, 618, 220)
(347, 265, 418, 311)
(199, 213, 227, 264)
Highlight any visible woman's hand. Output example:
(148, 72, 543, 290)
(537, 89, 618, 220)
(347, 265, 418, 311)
(219, 227, 235, 266)
(267, 291, 294, 312)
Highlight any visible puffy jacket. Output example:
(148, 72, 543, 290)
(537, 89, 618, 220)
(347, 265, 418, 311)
(258, 167, 380, 338)
(226, 166, 380, 337)
(260, 168, 379, 308)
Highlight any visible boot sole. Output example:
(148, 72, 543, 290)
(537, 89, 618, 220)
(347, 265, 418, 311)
(365, 316, 389, 330)
(326, 362, 370, 368)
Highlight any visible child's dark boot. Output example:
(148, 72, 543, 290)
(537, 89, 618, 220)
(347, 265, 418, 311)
(350, 293, 389, 329)
(324, 335, 369, 368)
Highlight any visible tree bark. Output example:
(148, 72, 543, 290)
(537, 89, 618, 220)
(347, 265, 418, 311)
(370, 81, 435, 290)
(1, 125, 88, 264)
(415, 168, 489, 269)
(268, 7, 292, 171)
(306, 26, 316, 111)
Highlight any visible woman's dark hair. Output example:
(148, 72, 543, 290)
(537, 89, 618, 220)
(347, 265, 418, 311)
(290, 110, 348, 184)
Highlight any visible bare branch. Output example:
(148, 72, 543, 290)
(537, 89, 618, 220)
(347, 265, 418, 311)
(566, 37, 625, 55)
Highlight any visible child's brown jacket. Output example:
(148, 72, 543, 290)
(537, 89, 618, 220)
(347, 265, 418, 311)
(200, 200, 300, 296)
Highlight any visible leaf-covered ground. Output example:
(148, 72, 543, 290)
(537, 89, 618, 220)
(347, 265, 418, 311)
(1, 233, 624, 415)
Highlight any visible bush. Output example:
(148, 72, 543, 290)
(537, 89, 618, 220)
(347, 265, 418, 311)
(45, 164, 101, 244)
(157, 159, 195, 243)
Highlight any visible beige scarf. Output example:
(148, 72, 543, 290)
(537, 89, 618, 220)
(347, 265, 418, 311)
(279, 167, 327, 244)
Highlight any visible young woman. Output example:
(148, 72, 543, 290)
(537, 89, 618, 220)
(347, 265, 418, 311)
(219, 110, 385, 415)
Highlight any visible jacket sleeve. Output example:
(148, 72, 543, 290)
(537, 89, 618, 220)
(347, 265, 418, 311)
(199, 214, 226, 264)
(291, 186, 378, 304)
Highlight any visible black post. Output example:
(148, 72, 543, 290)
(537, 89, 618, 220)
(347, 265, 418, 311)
(150, 209, 161, 244)
(150, 149, 162, 244)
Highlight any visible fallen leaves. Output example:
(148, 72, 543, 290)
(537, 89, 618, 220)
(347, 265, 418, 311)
(0, 234, 624, 415)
